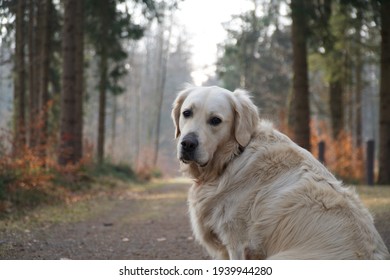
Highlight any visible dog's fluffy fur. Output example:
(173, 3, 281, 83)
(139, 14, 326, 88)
(172, 85, 389, 260)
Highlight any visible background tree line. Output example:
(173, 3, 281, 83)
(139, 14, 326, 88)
(215, 0, 390, 184)
(0, 0, 389, 190)
(0, 0, 192, 186)
(4, 0, 159, 165)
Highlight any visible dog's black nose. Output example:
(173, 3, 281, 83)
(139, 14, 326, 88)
(181, 134, 198, 152)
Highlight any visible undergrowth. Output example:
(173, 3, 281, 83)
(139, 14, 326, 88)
(0, 145, 137, 216)
(279, 118, 365, 184)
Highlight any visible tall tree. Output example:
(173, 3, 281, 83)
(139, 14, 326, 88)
(74, 0, 84, 162)
(308, 0, 346, 140)
(96, 0, 109, 164)
(217, 0, 292, 119)
(328, 3, 346, 140)
(58, 0, 84, 165)
(28, 0, 39, 148)
(38, 0, 52, 160)
(354, 8, 363, 147)
(378, 0, 390, 184)
(153, 9, 173, 167)
(13, 0, 27, 154)
(289, 0, 311, 151)
(87, 0, 155, 164)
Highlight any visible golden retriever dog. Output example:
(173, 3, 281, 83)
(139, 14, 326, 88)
(171, 85, 389, 260)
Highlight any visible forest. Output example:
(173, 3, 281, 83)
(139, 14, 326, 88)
(0, 0, 390, 212)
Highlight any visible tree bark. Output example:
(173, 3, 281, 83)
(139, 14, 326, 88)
(110, 95, 117, 158)
(97, 1, 108, 164)
(354, 9, 363, 147)
(58, 0, 78, 165)
(289, 0, 311, 151)
(28, 0, 38, 148)
(97, 53, 107, 164)
(153, 15, 172, 167)
(13, 0, 27, 155)
(329, 79, 344, 139)
(74, 0, 84, 162)
(378, 0, 390, 184)
(38, 0, 52, 160)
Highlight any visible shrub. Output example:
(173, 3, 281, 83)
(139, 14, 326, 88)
(310, 121, 364, 184)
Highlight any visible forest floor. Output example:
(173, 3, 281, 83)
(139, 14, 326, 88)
(0, 178, 209, 259)
(0, 178, 389, 260)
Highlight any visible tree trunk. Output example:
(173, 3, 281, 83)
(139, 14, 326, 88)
(28, 0, 38, 148)
(13, 0, 26, 155)
(38, 0, 51, 160)
(74, 0, 84, 162)
(354, 53, 363, 146)
(97, 54, 107, 164)
(58, 0, 78, 165)
(329, 79, 344, 139)
(354, 9, 363, 148)
(97, 0, 109, 164)
(289, 0, 311, 151)
(135, 79, 141, 171)
(110, 95, 117, 159)
(153, 15, 172, 167)
(314, 0, 344, 141)
(378, 0, 390, 184)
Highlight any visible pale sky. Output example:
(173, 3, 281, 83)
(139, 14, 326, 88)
(176, 0, 254, 85)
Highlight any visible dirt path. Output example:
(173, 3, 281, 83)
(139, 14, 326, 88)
(0, 180, 209, 260)
(1, 181, 389, 260)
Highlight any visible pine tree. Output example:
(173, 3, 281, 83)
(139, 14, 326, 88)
(58, 0, 84, 165)
(289, 0, 311, 151)
(378, 0, 390, 184)
(38, 0, 52, 160)
(13, 0, 27, 154)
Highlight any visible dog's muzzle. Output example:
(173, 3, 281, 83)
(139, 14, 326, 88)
(180, 133, 198, 163)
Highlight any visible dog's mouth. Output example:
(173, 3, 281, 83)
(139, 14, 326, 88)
(180, 157, 208, 168)
(180, 157, 190, 164)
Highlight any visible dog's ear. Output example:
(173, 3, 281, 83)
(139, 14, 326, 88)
(171, 86, 193, 138)
(232, 89, 259, 147)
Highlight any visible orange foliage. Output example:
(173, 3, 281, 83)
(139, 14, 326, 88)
(277, 114, 364, 184)
(310, 120, 364, 184)
(0, 145, 52, 191)
(0, 126, 93, 204)
(135, 146, 163, 181)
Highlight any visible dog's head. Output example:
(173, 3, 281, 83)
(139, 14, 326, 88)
(171, 85, 259, 172)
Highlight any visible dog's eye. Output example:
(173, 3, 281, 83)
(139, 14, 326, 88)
(182, 110, 192, 118)
(209, 117, 222, 126)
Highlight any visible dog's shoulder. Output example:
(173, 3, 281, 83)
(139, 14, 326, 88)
(252, 120, 293, 146)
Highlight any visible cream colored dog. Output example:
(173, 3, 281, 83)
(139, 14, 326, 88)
(172, 85, 389, 260)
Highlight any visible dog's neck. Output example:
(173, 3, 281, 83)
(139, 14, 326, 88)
(182, 139, 244, 186)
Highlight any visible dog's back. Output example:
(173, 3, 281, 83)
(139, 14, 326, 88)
(190, 121, 390, 259)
